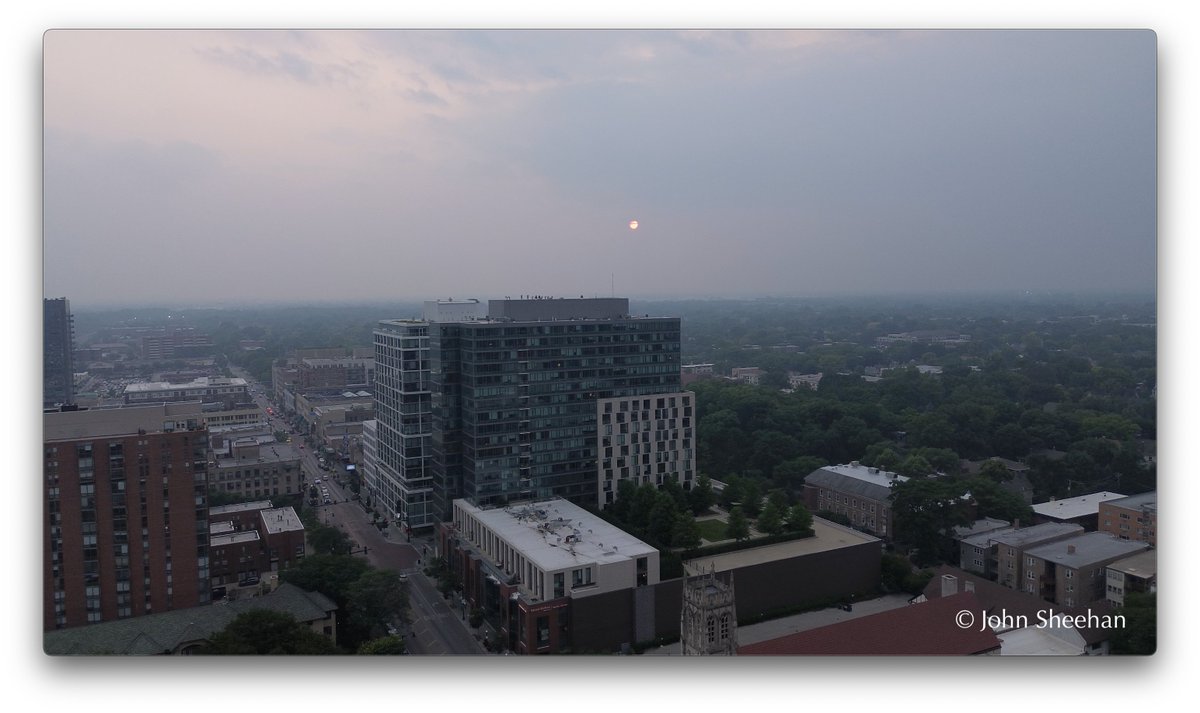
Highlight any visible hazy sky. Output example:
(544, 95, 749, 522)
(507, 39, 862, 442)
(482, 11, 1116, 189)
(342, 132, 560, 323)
(42, 29, 1156, 307)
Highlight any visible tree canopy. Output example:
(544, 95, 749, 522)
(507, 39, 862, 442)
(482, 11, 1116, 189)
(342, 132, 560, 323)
(199, 609, 340, 655)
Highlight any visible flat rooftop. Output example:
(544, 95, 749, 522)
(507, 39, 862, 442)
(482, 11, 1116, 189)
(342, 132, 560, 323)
(125, 376, 247, 393)
(261, 507, 304, 535)
(1107, 549, 1157, 578)
(455, 498, 657, 573)
(44, 402, 204, 441)
(685, 517, 880, 573)
(210, 521, 235, 535)
(209, 500, 274, 516)
(1104, 491, 1157, 512)
(1033, 492, 1127, 520)
(954, 518, 1012, 541)
(211, 530, 260, 547)
(988, 522, 1084, 548)
(804, 462, 908, 501)
(1025, 532, 1150, 567)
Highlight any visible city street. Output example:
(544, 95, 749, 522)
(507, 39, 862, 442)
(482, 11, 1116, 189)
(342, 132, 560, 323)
(233, 367, 485, 654)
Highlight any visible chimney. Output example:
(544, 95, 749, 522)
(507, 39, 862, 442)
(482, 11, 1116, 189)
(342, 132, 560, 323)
(964, 581, 975, 593)
(850, 461, 860, 468)
(1012, 518, 1020, 529)
(1067, 544, 1076, 554)
(941, 574, 958, 598)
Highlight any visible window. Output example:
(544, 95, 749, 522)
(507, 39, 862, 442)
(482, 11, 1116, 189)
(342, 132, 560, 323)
(706, 616, 715, 643)
(571, 567, 593, 588)
(719, 613, 730, 641)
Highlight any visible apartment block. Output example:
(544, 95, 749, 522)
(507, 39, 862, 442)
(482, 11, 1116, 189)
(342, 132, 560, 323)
(208, 502, 306, 594)
(1099, 491, 1157, 546)
(1105, 549, 1157, 607)
(991, 522, 1085, 591)
(1022, 532, 1151, 607)
(596, 391, 695, 508)
(44, 403, 211, 630)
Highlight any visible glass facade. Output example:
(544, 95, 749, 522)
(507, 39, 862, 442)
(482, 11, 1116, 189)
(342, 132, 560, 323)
(430, 313, 682, 518)
(372, 321, 437, 528)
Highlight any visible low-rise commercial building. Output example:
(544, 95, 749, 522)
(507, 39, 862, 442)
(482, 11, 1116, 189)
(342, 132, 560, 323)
(442, 498, 659, 654)
(209, 439, 303, 501)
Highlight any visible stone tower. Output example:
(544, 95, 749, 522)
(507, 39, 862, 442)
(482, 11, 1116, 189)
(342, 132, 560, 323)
(680, 565, 737, 655)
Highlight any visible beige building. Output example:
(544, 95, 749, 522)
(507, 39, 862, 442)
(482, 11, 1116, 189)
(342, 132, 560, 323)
(210, 439, 303, 500)
(1105, 549, 1157, 607)
(123, 376, 249, 409)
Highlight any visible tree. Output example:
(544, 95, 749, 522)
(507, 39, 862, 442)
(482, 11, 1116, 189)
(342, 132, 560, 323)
(897, 454, 934, 479)
(785, 502, 813, 532)
(308, 524, 353, 555)
(977, 459, 1013, 482)
(1110, 592, 1156, 655)
(646, 495, 681, 547)
(740, 479, 764, 518)
(889, 478, 973, 566)
(964, 476, 1034, 523)
(343, 569, 410, 650)
(200, 609, 339, 655)
(280, 553, 370, 605)
(756, 499, 784, 535)
(357, 635, 407, 655)
(671, 514, 702, 550)
(688, 474, 716, 515)
(725, 506, 751, 541)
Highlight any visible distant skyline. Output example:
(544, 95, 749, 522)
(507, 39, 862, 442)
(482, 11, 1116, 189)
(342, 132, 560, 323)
(43, 30, 1156, 308)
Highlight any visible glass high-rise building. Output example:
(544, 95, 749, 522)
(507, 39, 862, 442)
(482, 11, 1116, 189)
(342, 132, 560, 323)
(371, 297, 683, 529)
(43, 297, 75, 409)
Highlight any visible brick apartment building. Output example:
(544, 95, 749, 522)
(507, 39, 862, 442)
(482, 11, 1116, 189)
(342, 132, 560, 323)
(44, 403, 211, 630)
(208, 501, 306, 595)
(1022, 532, 1151, 607)
(1098, 491, 1157, 546)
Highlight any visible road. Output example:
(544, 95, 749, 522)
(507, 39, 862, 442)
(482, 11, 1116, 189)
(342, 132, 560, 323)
(232, 366, 487, 655)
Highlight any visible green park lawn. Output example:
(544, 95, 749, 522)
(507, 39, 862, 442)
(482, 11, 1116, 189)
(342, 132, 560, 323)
(695, 518, 730, 543)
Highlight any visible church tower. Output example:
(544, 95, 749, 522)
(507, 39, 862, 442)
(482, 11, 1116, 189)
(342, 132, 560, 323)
(680, 565, 737, 655)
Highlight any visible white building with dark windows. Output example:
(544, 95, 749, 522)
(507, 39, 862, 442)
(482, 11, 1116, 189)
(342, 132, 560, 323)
(442, 497, 659, 653)
(596, 391, 695, 508)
